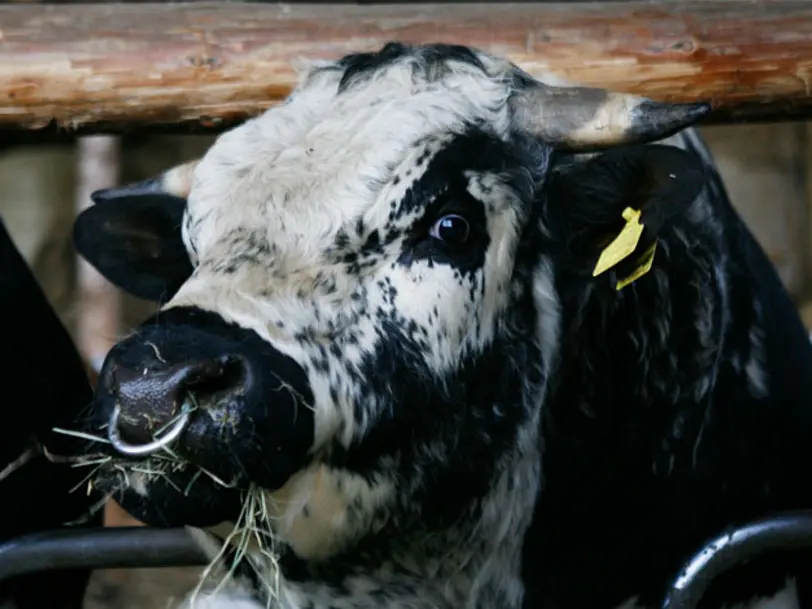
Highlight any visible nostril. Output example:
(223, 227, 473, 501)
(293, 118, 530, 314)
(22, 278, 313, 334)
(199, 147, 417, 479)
(105, 354, 248, 453)
(182, 355, 248, 406)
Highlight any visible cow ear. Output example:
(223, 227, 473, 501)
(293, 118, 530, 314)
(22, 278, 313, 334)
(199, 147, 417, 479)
(73, 163, 198, 302)
(545, 144, 706, 289)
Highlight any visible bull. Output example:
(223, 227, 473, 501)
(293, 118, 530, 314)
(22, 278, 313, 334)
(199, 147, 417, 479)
(64, 43, 812, 608)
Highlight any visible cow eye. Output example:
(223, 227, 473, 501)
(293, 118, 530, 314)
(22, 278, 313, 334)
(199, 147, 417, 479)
(430, 214, 470, 245)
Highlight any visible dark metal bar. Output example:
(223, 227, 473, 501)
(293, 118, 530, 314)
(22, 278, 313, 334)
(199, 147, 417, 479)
(0, 527, 209, 580)
(662, 511, 812, 609)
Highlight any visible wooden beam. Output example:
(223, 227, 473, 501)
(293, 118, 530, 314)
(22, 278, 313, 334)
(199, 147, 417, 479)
(1, 2, 812, 135)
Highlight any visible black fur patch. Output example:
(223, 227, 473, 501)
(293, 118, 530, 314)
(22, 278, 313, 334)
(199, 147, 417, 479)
(521, 131, 812, 609)
(395, 129, 541, 274)
(73, 192, 192, 303)
(322, 305, 543, 560)
(543, 144, 707, 280)
(336, 42, 486, 93)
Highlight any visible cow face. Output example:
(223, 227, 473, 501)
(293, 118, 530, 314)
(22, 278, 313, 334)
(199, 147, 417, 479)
(73, 43, 708, 575)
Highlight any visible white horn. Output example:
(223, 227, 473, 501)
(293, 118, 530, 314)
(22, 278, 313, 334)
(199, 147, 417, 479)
(510, 82, 711, 152)
(91, 159, 200, 204)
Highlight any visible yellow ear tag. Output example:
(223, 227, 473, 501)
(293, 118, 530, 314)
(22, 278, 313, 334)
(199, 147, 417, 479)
(592, 206, 645, 278)
(615, 241, 657, 291)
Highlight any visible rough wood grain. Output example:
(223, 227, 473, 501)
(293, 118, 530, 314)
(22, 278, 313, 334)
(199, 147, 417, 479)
(1, 1, 812, 134)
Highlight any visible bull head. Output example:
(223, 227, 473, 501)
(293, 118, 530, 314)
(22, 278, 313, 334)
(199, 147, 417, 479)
(70, 42, 712, 607)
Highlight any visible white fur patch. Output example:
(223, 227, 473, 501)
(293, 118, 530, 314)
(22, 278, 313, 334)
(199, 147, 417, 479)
(264, 463, 395, 560)
(532, 256, 560, 379)
(178, 591, 264, 609)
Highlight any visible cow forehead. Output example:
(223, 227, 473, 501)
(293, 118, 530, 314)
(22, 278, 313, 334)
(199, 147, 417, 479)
(183, 49, 518, 257)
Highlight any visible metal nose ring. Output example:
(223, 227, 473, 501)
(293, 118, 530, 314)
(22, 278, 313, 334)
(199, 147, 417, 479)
(107, 405, 191, 457)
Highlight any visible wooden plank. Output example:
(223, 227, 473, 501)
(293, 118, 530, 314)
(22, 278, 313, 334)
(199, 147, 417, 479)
(1, 2, 812, 135)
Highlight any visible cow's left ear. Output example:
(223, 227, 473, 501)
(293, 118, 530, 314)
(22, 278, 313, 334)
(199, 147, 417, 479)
(73, 161, 199, 303)
(544, 144, 707, 289)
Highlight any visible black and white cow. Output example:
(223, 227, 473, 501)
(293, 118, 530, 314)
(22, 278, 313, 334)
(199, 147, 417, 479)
(71, 43, 812, 609)
(0, 217, 101, 609)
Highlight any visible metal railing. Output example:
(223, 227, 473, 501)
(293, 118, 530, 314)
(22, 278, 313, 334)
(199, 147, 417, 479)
(2, 511, 812, 609)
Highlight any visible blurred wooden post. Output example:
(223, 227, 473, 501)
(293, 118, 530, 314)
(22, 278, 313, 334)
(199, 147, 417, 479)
(75, 136, 121, 373)
(73, 135, 142, 528)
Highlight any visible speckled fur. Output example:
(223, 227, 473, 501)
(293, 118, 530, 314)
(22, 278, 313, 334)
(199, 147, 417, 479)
(78, 44, 812, 609)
